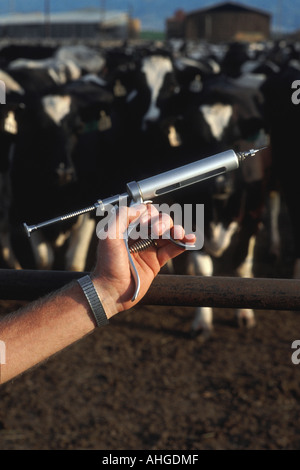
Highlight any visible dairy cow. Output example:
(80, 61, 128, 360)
(0, 43, 113, 271)
(0, 67, 27, 269)
(261, 60, 300, 279)
(8, 75, 115, 271)
(167, 53, 270, 339)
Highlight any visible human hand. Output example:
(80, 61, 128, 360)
(91, 203, 196, 318)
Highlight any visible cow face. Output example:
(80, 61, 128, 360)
(10, 94, 78, 206)
(107, 51, 180, 132)
(0, 101, 26, 173)
(42, 94, 80, 186)
(140, 55, 179, 129)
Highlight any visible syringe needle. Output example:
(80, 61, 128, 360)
(237, 147, 268, 161)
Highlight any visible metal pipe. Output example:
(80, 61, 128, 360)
(143, 275, 300, 311)
(0, 270, 300, 311)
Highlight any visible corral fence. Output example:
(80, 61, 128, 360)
(0, 269, 300, 311)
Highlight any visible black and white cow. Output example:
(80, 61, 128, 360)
(8, 91, 77, 268)
(6, 57, 81, 96)
(0, 39, 119, 271)
(0, 103, 22, 269)
(7, 71, 116, 272)
(72, 48, 185, 190)
(261, 59, 300, 279)
(163, 56, 270, 339)
(0, 68, 27, 269)
(0, 44, 111, 271)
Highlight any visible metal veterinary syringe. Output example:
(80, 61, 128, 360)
(23, 147, 266, 301)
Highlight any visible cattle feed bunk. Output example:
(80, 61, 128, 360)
(1, 269, 300, 312)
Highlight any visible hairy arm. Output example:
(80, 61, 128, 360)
(0, 204, 195, 384)
(0, 281, 107, 384)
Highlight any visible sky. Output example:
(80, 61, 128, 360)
(0, 0, 298, 32)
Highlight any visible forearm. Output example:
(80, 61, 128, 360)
(0, 280, 115, 385)
(0, 205, 194, 385)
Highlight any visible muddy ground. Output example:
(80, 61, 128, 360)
(1, 201, 300, 450)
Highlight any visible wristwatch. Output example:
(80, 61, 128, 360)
(77, 275, 109, 327)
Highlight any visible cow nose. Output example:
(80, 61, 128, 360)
(143, 108, 160, 123)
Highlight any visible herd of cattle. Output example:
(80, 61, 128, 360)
(0, 38, 299, 338)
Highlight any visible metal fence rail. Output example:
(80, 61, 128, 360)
(0, 269, 300, 311)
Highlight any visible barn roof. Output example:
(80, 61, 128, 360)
(187, 1, 271, 18)
(0, 9, 128, 26)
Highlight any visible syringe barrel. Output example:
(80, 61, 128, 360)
(135, 149, 239, 201)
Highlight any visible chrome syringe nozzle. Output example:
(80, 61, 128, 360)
(236, 147, 268, 162)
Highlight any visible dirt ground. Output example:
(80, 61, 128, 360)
(1, 201, 300, 450)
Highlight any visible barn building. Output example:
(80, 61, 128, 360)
(0, 9, 140, 40)
(165, 9, 186, 39)
(166, 2, 271, 42)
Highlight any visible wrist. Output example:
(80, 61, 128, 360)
(89, 274, 120, 320)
